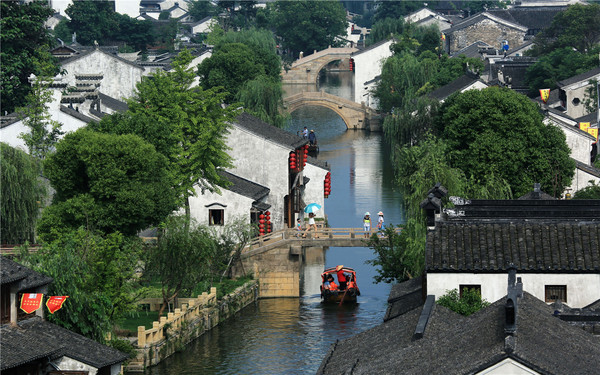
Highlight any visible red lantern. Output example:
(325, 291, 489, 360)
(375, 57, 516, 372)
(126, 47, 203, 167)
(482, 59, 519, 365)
(265, 211, 270, 215)
(259, 214, 265, 219)
(259, 219, 265, 224)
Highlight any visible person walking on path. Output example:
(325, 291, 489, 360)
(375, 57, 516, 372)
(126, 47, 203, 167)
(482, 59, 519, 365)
(363, 212, 371, 238)
(303, 212, 319, 238)
(296, 218, 303, 237)
(377, 211, 384, 237)
(302, 127, 308, 138)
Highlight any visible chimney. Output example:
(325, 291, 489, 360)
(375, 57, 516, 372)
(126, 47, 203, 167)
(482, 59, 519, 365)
(420, 193, 442, 228)
(532, 183, 541, 199)
(504, 264, 521, 353)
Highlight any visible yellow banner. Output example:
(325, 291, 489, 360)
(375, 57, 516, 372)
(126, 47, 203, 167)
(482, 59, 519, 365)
(539, 89, 550, 103)
(580, 122, 590, 132)
(587, 128, 598, 141)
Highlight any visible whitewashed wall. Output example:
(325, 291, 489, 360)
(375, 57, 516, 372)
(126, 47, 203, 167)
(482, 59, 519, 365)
(562, 74, 600, 119)
(61, 49, 144, 101)
(226, 125, 291, 230)
(54, 356, 99, 375)
(187, 186, 254, 227)
(570, 167, 600, 193)
(477, 358, 541, 375)
(427, 272, 600, 308)
(303, 162, 329, 220)
(0, 90, 89, 151)
(352, 40, 393, 108)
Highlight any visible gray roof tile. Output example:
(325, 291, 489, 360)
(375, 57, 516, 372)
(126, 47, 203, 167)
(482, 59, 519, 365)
(0, 257, 53, 290)
(234, 112, 307, 150)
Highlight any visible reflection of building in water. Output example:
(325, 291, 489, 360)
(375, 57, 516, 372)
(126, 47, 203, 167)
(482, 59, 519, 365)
(350, 137, 383, 217)
(302, 247, 326, 296)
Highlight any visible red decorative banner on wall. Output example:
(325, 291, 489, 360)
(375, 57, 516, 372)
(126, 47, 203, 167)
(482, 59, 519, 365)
(46, 296, 69, 314)
(20, 293, 44, 314)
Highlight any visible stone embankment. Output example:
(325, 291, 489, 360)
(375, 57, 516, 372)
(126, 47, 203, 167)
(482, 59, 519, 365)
(125, 280, 259, 372)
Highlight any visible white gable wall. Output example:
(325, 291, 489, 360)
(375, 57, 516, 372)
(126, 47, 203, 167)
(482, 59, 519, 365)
(303, 162, 329, 220)
(54, 356, 99, 375)
(427, 272, 600, 308)
(352, 40, 393, 107)
(0, 89, 89, 152)
(61, 50, 144, 100)
(226, 125, 291, 230)
(477, 358, 541, 375)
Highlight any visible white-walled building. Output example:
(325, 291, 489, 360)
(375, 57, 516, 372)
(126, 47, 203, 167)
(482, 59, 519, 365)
(422, 187, 600, 309)
(557, 67, 600, 120)
(351, 39, 393, 108)
(188, 112, 330, 232)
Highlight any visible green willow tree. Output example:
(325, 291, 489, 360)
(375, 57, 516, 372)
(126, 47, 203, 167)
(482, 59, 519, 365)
(92, 49, 238, 220)
(236, 76, 288, 128)
(0, 143, 45, 244)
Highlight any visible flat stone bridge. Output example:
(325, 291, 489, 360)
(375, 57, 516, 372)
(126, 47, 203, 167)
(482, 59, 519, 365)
(234, 227, 398, 298)
(284, 90, 380, 130)
(282, 46, 358, 85)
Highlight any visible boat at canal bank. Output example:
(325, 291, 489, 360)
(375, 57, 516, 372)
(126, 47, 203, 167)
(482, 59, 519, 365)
(320, 266, 360, 303)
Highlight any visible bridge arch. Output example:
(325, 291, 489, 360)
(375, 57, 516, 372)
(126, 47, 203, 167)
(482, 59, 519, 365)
(286, 100, 352, 129)
(281, 47, 358, 86)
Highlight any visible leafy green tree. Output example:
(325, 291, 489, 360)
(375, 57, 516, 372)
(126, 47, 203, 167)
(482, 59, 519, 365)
(373, 1, 422, 22)
(216, 29, 282, 79)
(189, 0, 217, 21)
(92, 50, 238, 219)
(529, 3, 600, 55)
(573, 181, 600, 199)
(525, 47, 599, 95)
(435, 87, 575, 197)
(198, 43, 269, 102)
(367, 17, 405, 45)
(19, 228, 145, 342)
(38, 129, 177, 240)
(0, 143, 46, 244)
(1, 1, 59, 113)
(437, 288, 490, 316)
(271, 0, 347, 58)
(17, 72, 63, 160)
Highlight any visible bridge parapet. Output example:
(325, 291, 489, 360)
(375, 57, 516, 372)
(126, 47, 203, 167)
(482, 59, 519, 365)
(282, 46, 358, 85)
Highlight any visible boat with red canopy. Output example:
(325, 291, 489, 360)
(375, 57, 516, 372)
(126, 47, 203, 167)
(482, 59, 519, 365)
(320, 266, 360, 303)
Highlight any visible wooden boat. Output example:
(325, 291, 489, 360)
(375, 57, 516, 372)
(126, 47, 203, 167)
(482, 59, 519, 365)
(307, 143, 319, 156)
(320, 266, 360, 303)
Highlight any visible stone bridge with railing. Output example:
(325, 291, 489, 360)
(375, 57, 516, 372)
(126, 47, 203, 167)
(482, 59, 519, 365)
(282, 46, 358, 85)
(283, 90, 380, 130)
(233, 226, 400, 298)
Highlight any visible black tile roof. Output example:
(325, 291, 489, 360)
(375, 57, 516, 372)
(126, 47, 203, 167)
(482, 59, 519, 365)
(574, 159, 600, 178)
(575, 111, 599, 126)
(557, 66, 600, 88)
(1, 317, 129, 371)
(446, 12, 527, 34)
(488, 7, 566, 31)
(218, 170, 270, 201)
(428, 74, 484, 101)
(384, 277, 424, 322)
(352, 38, 393, 56)
(60, 47, 144, 70)
(98, 93, 128, 112)
(60, 105, 95, 124)
(451, 40, 491, 58)
(319, 292, 600, 375)
(426, 221, 600, 272)
(0, 257, 53, 291)
(234, 112, 307, 150)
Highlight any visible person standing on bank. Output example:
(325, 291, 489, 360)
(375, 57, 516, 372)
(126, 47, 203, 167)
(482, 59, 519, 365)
(363, 212, 371, 238)
(308, 130, 317, 145)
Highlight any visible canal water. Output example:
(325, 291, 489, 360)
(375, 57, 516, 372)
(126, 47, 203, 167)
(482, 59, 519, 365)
(146, 71, 405, 374)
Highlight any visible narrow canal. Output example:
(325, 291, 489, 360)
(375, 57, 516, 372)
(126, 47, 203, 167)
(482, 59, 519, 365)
(146, 71, 405, 374)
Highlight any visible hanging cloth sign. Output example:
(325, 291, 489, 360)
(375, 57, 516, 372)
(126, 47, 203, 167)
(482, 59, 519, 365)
(46, 296, 69, 314)
(539, 89, 550, 103)
(20, 293, 44, 314)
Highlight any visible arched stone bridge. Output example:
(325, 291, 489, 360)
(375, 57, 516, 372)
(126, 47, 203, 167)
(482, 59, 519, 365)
(282, 46, 358, 85)
(284, 90, 380, 130)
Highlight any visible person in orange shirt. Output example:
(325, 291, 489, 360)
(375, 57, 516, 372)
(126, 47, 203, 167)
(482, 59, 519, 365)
(324, 274, 338, 290)
(336, 265, 347, 290)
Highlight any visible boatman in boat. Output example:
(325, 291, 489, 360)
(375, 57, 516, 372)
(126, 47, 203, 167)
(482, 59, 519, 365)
(336, 265, 347, 290)
(308, 129, 317, 146)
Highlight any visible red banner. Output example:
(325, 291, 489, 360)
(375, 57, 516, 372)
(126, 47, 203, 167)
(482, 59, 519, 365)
(46, 296, 69, 314)
(20, 293, 43, 314)
(539, 89, 550, 103)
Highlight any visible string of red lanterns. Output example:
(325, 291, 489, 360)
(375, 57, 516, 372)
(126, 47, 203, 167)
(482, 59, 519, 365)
(324, 172, 331, 198)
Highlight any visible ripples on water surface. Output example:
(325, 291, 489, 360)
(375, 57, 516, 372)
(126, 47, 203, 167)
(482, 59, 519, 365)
(144, 72, 405, 374)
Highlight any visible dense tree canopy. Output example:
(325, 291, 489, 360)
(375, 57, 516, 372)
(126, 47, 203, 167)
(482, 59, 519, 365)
(1, 143, 46, 244)
(56, 0, 154, 50)
(435, 87, 575, 197)
(271, 0, 347, 58)
(92, 50, 238, 218)
(0, 1, 59, 113)
(529, 3, 600, 56)
(39, 129, 176, 240)
(189, 0, 217, 22)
